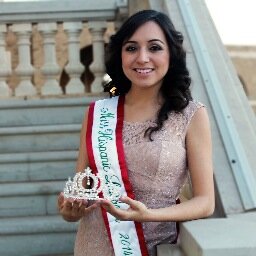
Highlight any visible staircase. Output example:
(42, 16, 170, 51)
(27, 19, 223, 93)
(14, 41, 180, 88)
(0, 96, 101, 256)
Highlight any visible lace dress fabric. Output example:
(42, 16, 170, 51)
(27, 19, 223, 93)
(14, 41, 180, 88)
(74, 101, 204, 256)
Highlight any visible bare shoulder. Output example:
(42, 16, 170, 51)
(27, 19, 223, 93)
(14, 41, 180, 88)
(189, 105, 209, 124)
(186, 106, 211, 144)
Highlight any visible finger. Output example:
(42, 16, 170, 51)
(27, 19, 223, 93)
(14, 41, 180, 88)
(60, 198, 73, 210)
(99, 200, 128, 219)
(119, 196, 138, 211)
(120, 196, 134, 205)
(57, 193, 65, 208)
(72, 201, 80, 212)
(59, 200, 72, 216)
(99, 199, 112, 206)
(63, 199, 73, 210)
(73, 202, 86, 218)
(120, 196, 144, 211)
(81, 199, 89, 207)
(98, 199, 115, 211)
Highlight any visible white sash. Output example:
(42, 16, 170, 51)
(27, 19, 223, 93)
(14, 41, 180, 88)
(86, 96, 148, 256)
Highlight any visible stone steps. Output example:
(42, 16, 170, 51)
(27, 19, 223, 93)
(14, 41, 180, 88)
(0, 124, 81, 153)
(0, 180, 64, 217)
(0, 150, 77, 182)
(0, 97, 91, 127)
(0, 215, 77, 256)
(0, 96, 103, 255)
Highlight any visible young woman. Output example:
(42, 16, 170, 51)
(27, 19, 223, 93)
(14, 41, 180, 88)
(58, 10, 215, 256)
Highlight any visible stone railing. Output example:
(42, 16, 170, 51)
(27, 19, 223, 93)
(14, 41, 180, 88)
(0, 0, 128, 98)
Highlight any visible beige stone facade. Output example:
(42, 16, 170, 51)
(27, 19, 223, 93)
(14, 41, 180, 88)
(226, 45, 256, 104)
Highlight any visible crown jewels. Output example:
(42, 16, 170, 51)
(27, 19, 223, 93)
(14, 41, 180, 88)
(63, 167, 121, 201)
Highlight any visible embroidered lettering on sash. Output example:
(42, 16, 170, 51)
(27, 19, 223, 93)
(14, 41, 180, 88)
(87, 96, 148, 256)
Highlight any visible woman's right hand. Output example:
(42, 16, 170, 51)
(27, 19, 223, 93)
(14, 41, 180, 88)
(57, 192, 99, 222)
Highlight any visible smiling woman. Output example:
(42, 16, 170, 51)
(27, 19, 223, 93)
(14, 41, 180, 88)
(121, 21, 170, 93)
(58, 9, 215, 256)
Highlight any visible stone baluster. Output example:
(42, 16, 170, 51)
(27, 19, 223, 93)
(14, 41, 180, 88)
(88, 21, 107, 93)
(12, 24, 36, 96)
(63, 22, 84, 94)
(37, 23, 62, 95)
(0, 25, 11, 97)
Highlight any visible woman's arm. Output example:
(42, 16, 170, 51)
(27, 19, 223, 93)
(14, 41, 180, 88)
(99, 107, 215, 222)
(58, 107, 100, 222)
(75, 107, 89, 172)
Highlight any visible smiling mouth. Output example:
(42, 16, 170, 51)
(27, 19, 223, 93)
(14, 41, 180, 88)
(133, 68, 154, 74)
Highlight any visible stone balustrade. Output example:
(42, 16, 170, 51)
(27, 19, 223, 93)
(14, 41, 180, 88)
(0, 0, 128, 98)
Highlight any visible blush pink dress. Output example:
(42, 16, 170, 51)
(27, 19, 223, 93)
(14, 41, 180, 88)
(74, 101, 204, 256)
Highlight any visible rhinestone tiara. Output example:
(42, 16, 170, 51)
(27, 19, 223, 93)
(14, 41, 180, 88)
(63, 167, 121, 201)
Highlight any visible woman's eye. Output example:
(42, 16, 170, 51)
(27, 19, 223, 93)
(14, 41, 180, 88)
(149, 45, 163, 52)
(125, 45, 137, 52)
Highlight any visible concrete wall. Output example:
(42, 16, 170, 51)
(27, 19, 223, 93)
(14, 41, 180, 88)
(227, 45, 256, 101)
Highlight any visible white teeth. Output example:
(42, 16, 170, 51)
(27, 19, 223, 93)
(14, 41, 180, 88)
(135, 68, 153, 74)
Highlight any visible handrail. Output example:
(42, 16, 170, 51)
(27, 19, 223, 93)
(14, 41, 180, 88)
(177, 0, 256, 210)
(0, 0, 118, 23)
(0, 0, 128, 98)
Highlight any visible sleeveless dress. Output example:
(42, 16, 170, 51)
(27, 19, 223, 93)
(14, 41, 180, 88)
(74, 101, 204, 256)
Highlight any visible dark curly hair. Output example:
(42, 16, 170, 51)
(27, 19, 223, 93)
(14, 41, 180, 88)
(105, 10, 192, 140)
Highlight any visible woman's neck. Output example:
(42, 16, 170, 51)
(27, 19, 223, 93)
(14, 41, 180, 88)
(124, 87, 162, 108)
(123, 88, 163, 123)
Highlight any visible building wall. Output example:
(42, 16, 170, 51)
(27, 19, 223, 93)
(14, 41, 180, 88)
(227, 45, 256, 102)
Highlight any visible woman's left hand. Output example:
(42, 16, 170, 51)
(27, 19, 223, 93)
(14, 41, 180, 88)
(99, 196, 150, 222)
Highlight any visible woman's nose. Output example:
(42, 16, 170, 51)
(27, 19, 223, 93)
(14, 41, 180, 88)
(136, 48, 150, 63)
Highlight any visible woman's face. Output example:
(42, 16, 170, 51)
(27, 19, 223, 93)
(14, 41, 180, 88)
(121, 21, 170, 91)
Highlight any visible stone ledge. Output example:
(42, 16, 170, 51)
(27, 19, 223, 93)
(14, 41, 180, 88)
(180, 218, 256, 256)
(157, 244, 184, 256)
(0, 95, 100, 109)
(0, 0, 119, 23)
(228, 211, 256, 222)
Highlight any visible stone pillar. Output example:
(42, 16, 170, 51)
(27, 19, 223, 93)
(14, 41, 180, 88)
(88, 21, 107, 93)
(12, 23, 36, 96)
(37, 23, 62, 95)
(63, 22, 84, 94)
(0, 25, 11, 97)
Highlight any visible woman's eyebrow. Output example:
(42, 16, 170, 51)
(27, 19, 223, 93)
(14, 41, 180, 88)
(122, 40, 137, 46)
(123, 39, 165, 46)
(148, 39, 165, 45)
